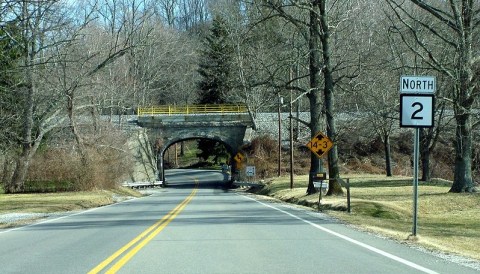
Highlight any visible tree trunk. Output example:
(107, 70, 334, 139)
(420, 128, 431, 182)
(450, 26, 476, 192)
(7, 149, 32, 193)
(91, 97, 98, 133)
(8, 26, 36, 193)
(306, 1, 324, 195)
(420, 149, 430, 182)
(67, 93, 89, 166)
(319, 0, 342, 195)
(384, 133, 392, 177)
(8, 121, 47, 193)
(2, 157, 13, 185)
(450, 113, 475, 192)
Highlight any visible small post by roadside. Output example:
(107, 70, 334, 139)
(277, 95, 283, 177)
(346, 179, 351, 213)
(314, 176, 351, 213)
(313, 173, 327, 211)
(337, 178, 351, 213)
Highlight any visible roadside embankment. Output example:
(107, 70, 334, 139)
(0, 187, 141, 229)
(247, 174, 480, 262)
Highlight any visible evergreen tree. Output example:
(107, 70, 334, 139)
(0, 19, 23, 150)
(0, 20, 22, 93)
(197, 15, 234, 104)
(196, 139, 229, 164)
(196, 16, 234, 162)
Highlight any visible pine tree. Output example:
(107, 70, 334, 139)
(0, 20, 23, 149)
(196, 16, 234, 163)
(197, 15, 234, 104)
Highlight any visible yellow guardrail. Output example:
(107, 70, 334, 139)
(137, 104, 248, 116)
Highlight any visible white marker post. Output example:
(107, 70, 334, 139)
(400, 76, 435, 237)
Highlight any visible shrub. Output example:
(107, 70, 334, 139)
(242, 136, 310, 179)
(26, 124, 133, 192)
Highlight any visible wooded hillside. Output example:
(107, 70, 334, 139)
(1, 1, 479, 193)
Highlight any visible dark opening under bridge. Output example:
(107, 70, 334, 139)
(136, 104, 256, 184)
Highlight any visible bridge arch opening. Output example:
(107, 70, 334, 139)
(158, 136, 238, 186)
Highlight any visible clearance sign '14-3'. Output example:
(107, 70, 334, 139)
(306, 131, 333, 158)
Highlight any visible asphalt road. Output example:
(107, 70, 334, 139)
(0, 169, 478, 274)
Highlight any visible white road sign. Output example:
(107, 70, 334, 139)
(400, 94, 434, 128)
(246, 166, 256, 177)
(400, 76, 436, 94)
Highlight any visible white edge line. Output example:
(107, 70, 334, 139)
(241, 194, 439, 274)
(0, 196, 142, 234)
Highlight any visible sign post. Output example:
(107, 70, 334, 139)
(313, 172, 327, 211)
(233, 152, 245, 181)
(306, 133, 333, 210)
(400, 75, 435, 237)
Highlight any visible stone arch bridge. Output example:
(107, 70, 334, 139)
(135, 104, 256, 184)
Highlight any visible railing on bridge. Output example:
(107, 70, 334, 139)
(137, 104, 248, 116)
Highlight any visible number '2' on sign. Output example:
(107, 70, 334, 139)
(400, 94, 434, 128)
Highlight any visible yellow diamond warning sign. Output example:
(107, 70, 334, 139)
(306, 131, 333, 158)
(234, 152, 245, 163)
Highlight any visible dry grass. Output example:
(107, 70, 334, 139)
(254, 174, 480, 260)
(0, 187, 142, 228)
(23, 123, 134, 191)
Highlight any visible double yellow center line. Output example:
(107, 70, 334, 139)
(89, 181, 199, 274)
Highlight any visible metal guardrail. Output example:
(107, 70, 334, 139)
(137, 104, 248, 116)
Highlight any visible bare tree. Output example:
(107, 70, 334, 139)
(154, 0, 179, 27)
(152, 0, 211, 31)
(124, 24, 199, 106)
(386, 0, 479, 193)
(179, 0, 210, 31)
(5, 0, 71, 193)
(338, 1, 400, 177)
(2, 0, 154, 193)
(254, 0, 367, 195)
(50, 0, 154, 165)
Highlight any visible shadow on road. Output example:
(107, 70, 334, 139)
(164, 169, 231, 191)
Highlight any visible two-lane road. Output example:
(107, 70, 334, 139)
(0, 169, 477, 273)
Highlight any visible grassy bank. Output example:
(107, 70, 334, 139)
(251, 174, 480, 260)
(0, 187, 142, 229)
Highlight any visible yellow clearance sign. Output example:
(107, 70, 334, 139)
(234, 152, 245, 163)
(306, 131, 333, 158)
